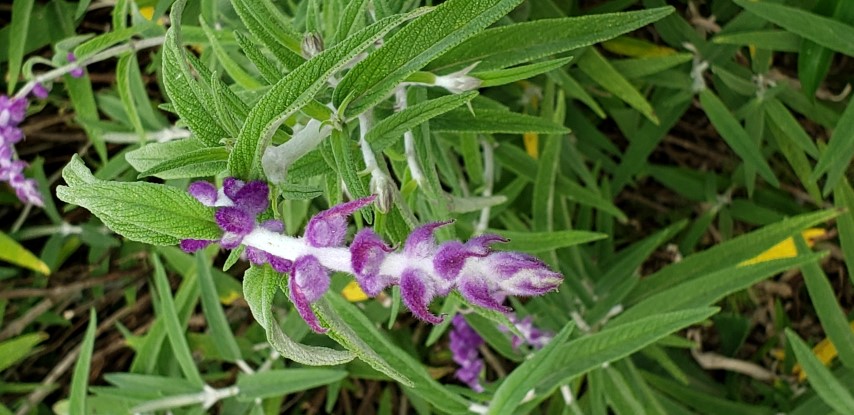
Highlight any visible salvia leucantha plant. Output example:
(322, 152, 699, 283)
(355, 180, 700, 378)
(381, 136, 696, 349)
(5, 0, 854, 413)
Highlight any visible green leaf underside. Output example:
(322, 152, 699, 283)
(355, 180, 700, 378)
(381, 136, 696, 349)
(56, 156, 220, 246)
(243, 266, 355, 366)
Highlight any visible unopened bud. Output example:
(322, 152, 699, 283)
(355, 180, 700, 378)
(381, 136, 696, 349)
(434, 62, 481, 94)
(301, 33, 324, 59)
(370, 174, 394, 214)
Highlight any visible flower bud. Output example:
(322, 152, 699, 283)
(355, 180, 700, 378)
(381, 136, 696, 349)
(301, 33, 324, 59)
(305, 196, 375, 248)
(434, 62, 481, 94)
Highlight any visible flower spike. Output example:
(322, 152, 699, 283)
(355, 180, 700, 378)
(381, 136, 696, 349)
(179, 179, 564, 332)
(401, 269, 443, 324)
(351, 228, 395, 296)
(305, 196, 376, 248)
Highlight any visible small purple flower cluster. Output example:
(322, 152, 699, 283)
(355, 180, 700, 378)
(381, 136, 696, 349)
(450, 314, 486, 392)
(0, 95, 43, 206)
(451, 313, 552, 391)
(67, 53, 85, 78)
(181, 178, 564, 333)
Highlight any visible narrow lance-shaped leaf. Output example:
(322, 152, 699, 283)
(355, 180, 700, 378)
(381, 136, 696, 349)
(429, 7, 674, 72)
(786, 329, 854, 414)
(333, 0, 526, 117)
(69, 309, 97, 415)
(243, 265, 355, 366)
(732, 0, 854, 57)
(699, 89, 779, 187)
(56, 156, 221, 246)
(228, 9, 427, 179)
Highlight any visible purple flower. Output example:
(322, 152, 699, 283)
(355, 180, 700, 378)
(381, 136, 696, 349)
(67, 53, 84, 78)
(305, 197, 376, 247)
(0, 96, 43, 207)
(31, 83, 49, 99)
(178, 178, 564, 333)
(451, 313, 552, 391)
(450, 315, 485, 392)
(182, 178, 271, 252)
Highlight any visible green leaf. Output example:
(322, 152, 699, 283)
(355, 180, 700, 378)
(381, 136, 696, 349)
(199, 17, 263, 90)
(234, 30, 282, 84)
(627, 209, 838, 303)
(367, 91, 477, 152)
(811, 94, 854, 195)
(763, 99, 819, 158)
(489, 307, 717, 413)
(431, 108, 570, 134)
(137, 147, 228, 179)
(476, 57, 573, 88)
(125, 138, 206, 173)
(243, 266, 354, 366)
(228, 10, 423, 179)
(151, 253, 204, 386)
(698, 89, 779, 187)
(493, 229, 607, 253)
(0, 332, 47, 372)
(577, 48, 659, 124)
(327, 130, 371, 215)
(69, 309, 97, 415)
(494, 144, 626, 221)
(0, 231, 50, 274)
(331, 0, 369, 45)
(614, 254, 824, 325)
(487, 323, 575, 414)
(236, 369, 347, 400)
(56, 155, 220, 246)
(116, 53, 145, 138)
(794, 235, 854, 369)
(609, 53, 693, 79)
(733, 0, 854, 57)
(73, 24, 154, 59)
(230, 0, 303, 70)
(430, 7, 674, 72)
(7, 0, 34, 94)
(196, 253, 241, 362)
(712, 30, 801, 52)
(161, 0, 229, 147)
(333, 0, 524, 117)
(318, 295, 470, 414)
(786, 329, 854, 414)
(835, 181, 854, 286)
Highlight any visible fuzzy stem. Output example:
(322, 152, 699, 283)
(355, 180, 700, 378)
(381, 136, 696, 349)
(395, 86, 426, 187)
(261, 118, 332, 184)
(239, 227, 520, 296)
(14, 36, 166, 100)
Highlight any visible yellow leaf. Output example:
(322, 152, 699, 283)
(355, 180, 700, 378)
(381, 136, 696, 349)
(523, 132, 539, 159)
(0, 231, 50, 275)
(602, 36, 676, 58)
(792, 320, 854, 381)
(139, 6, 155, 21)
(342, 281, 369, 302)
(738, 228, 825, 267)
(219, 290, 242, 305)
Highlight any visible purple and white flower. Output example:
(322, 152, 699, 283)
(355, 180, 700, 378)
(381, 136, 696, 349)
(0, 95, 42, 206)
(451, 313, 553, 391)
(181, 178, 564, 333)
(450, 314, 485, 392)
